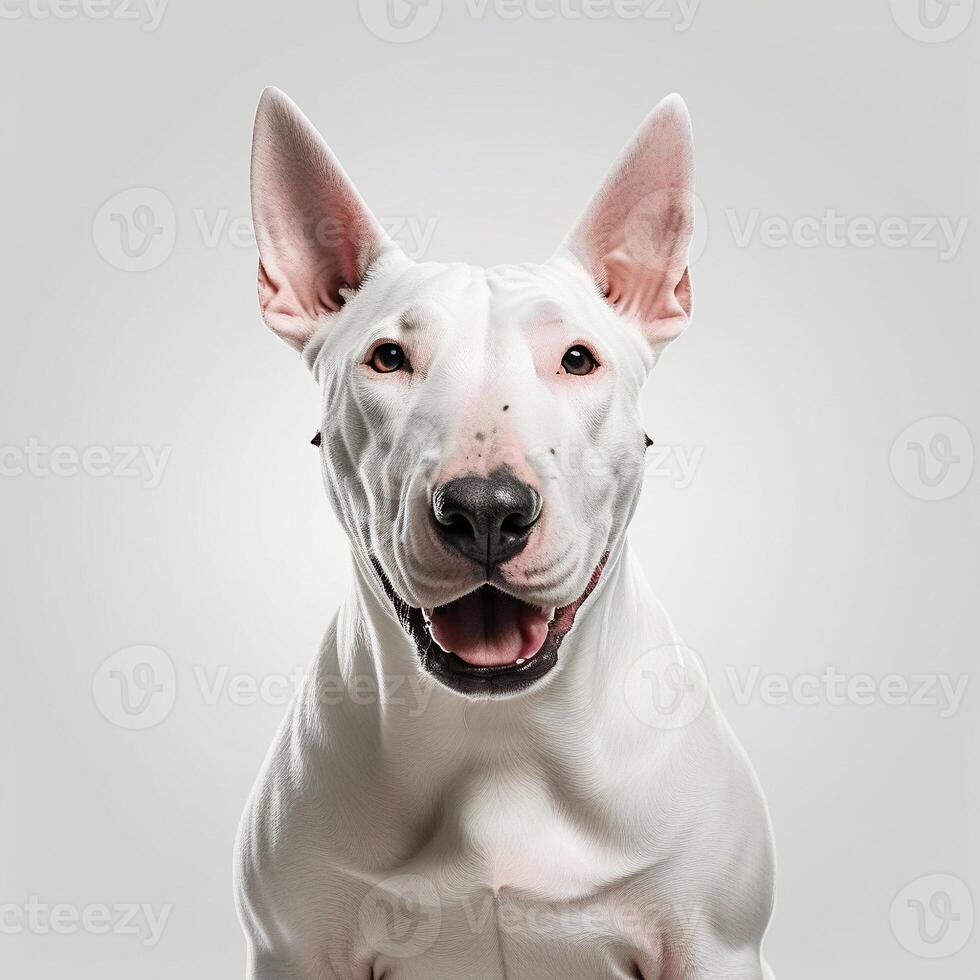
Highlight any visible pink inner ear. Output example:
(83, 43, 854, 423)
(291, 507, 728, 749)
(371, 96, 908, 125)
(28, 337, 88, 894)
(251, 88, 389, 352)
(606, 256, 692, 347)
(564, 94, 695, 349)
(255, 205, 374, 350)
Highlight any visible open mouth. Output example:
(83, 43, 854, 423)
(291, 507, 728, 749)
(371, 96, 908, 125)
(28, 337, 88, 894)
(373, 556, 607, 696)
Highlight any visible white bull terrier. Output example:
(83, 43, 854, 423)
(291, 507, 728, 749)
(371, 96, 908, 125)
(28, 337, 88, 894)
(235, 87, 777, 980)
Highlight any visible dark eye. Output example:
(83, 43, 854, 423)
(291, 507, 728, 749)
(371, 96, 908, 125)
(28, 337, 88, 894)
(369, 342, 406, 374)
(561, 345, 598, 376)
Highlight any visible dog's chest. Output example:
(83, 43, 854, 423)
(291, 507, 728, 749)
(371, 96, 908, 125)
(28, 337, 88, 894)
(357, 774, 659, 979)
(451, 774, 628, 893)
(367, 895, 652, 980)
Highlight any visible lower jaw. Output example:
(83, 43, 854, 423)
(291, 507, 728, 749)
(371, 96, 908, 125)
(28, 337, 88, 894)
(372, 556, 608, 698)
(421, 635, 561, 697)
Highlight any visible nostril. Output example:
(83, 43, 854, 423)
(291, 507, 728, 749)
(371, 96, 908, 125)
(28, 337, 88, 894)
(441, 512, 475, 539)
(500, 510, 537, 540)
(432, 485, 479, 540)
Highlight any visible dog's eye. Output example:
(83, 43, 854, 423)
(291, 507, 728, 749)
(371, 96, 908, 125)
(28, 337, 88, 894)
(561, 345, 598, 376)
(369, 342, 406, 374)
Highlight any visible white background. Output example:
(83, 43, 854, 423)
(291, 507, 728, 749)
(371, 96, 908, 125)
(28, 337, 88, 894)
(2, 1, 978, 977)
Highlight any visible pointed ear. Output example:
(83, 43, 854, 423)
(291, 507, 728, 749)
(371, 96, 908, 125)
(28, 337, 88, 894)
(250, 87, 394, 351)
(561, 94, 695, 349)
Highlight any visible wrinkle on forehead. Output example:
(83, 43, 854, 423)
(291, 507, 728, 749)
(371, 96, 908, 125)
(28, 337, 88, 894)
(384, 263, 493, 347)
(353, 259, 600, 340)
(486, 264, 569, 325)
(522, 300, 565, 326)
(395, 308, 423, 332)
(484, 263, 628, 358)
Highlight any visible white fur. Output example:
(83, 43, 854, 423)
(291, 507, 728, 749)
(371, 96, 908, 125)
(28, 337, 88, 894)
(235, 88, 777, 979)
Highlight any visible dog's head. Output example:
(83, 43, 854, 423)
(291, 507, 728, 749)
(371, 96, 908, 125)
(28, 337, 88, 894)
(251, 88, 695, 697)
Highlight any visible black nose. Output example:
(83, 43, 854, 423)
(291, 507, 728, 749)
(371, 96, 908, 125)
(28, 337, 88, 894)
(432, 470, 542, 570)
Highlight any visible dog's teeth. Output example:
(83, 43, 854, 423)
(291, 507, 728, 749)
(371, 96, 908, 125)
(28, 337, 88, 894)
(515, 658, 526, 665)
(546, 608, 556, 623)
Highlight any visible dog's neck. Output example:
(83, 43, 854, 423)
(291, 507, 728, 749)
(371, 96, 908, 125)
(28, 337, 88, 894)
(311, 543, 679, 794)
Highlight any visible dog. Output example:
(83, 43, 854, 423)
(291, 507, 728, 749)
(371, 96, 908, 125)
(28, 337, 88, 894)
(234, 87, 777, 980)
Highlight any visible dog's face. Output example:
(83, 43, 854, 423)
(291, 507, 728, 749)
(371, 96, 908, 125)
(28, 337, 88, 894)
(251, 88, 694, 697)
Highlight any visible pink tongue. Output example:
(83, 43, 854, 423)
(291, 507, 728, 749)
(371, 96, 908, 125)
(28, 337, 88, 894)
(429, 587, 550, 667)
